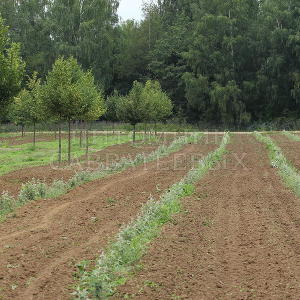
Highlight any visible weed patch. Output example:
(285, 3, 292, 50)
(254, 132, 300, 196)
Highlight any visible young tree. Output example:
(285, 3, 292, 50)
(9, 95, 28, 137)
(0, 17, 25, 121)
(105, 90, 121, 134)
(117, 81, 147, 142)
(142, 80, 173, 135)
(79, 84, 106, 159)
(42, 57, 105, 164)
(11, 73, 45, 147)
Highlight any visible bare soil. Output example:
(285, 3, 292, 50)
(0, 136, 218, 300)
(115, 134, 300, 300)
(0, 141, 162, 197)
(269, 133, 300, 170)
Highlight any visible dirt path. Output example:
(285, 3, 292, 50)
(269, 133, 300, 170)
(115, 134, 300, 300)
(0, 141, 164, 197)
(0, 136, 219, 300)
(0, 133, 67, 146)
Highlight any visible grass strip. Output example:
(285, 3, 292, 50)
(254, 132, 300, 195)
(0, 133, 203, 221)
(0, 134, 144, 175)
(282, 131, 300, 142)
(72, 132, 230, 299)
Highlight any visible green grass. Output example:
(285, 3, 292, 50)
(0, 133, 203, 221)
(0, 134, 141, 176)
(0, 132, 21, 138)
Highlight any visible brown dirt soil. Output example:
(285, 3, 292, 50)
(0, 133, 68, 146)
(269, 133, 300, 170)
(0, 140, 163, 197)
(115, 134, 300, 300)
(0, 135, 219, 300)
(0, 133, 178, 197)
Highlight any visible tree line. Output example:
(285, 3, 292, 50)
(0, 0, 300, 128)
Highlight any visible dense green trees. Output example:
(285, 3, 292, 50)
(1, 0, 300, 128)
(0, 0, 119, 87)
(0, 17, 25, 121)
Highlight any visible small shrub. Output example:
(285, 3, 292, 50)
(181, 184, 195, 197)
(0, 192, 16, 215)
(19, 179, 46, 203)
(46, 180, 68, 198)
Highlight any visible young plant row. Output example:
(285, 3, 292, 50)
(254, 132, 300, 196)
(282, 131, 300, 142)
(0, 133, 203, 221)
(73, 132, 230, 299)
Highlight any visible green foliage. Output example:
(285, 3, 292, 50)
(0, 16, 25, 121)
(1, 0, 300, 127)
(42, 57, 105, 122)
(117, 81, 147, 127)
(142, 80, 173, 123)
(10, 72, 45, 126)
(0, 0, 119, 87)
(210, 81, 250, 127)
(105, 90, 121, 123)
(19, 179, 46, 202)
(292, 72, 300, 103)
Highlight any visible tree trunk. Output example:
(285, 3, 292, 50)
(80, 120, 83, 148)
(58, 123, 62, 163)
(68, 120, 71, 164)
(133, 124, 136, 143)
(33, 122, 36, 148)
(86, 121, 89, 160)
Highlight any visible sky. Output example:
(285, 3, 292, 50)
(118, 0, 144, 21)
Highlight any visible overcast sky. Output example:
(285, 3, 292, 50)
(118, 0, 144, 21)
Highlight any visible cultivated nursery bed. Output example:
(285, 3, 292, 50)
(0, 135, 175, 197)
(0, 133, 219, 300)
(269, 132, 300, 171)
(114, 134, 300, 300)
